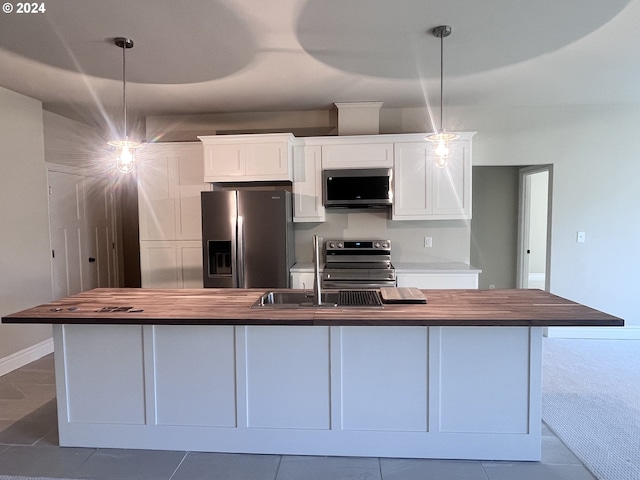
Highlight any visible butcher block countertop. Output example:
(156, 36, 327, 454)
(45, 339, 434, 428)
(2, 288, 623, 327)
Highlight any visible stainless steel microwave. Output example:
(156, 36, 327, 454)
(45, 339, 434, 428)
(323, 168, 392, 208)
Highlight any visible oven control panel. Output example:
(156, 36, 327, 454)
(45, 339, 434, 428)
(325, 240, 391, 251)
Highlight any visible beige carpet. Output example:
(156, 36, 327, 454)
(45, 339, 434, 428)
(542, 338, 640, 480)
(0, 477, 86, 480)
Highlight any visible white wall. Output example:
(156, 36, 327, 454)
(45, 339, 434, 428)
(0, 87, 53, 363)
(386, 105, 640, 331)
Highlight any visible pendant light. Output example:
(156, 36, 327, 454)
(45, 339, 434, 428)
(108, 37, 142, 173)
(426, 25, 458, 168)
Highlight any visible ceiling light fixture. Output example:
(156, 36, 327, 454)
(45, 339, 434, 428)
(426, 25, 458, 168)
(108, 37, 142, 173)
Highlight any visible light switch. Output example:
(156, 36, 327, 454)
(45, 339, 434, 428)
(577, 231, 586, 243)
(424, 237, 433, 248)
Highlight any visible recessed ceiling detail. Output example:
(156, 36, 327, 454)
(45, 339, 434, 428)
(0, 0, 256, 84)
(296, 0, 630, 79)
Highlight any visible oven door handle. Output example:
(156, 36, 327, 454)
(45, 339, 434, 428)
(322, 281, 396, 289)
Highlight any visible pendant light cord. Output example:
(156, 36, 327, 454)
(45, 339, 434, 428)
(122, 43, 127, 141)
(439, 31, 444, 133)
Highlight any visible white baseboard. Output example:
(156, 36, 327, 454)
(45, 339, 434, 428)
(545, 327, 640, 340)
(0, 337, 54, 377)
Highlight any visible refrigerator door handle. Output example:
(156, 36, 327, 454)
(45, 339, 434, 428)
(237, 215, 246, 288)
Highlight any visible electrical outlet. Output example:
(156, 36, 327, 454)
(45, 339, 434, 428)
(577, 231, 586, 243)
(489, 284, 496, 289)
(424, 236, 433, 248)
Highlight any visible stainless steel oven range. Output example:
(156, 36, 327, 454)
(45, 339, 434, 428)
(322, 239, 396, 289)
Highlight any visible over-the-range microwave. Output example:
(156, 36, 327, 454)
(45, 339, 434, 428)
(322, 168, 392, 208)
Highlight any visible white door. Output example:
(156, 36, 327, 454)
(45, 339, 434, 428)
(48, 171, 85, 299)
(518, 166, 552, 290)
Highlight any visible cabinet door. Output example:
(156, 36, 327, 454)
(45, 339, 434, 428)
(392, 140, 472, 220)
(201, 134, 294, 182)
(176, 150, 208, 240)
(244, 143, 290, 178)
(431, 142, 472, 218)
(138, 143, 205, 241)
(203, 144, 244, 178)
(140, 241, 178, 288)
(293, 145, 325, 222)
(176, 241, 203, 288)
(393, 143, 431, 219)
(321, 143, 393, 169)
(137, 156, 177, 240)
(290, 272, 315, 290)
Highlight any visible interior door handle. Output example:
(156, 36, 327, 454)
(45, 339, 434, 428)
(88, 257, 96, 263)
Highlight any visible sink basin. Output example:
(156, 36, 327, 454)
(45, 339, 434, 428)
(251, 290, 383, 308)
(251, 291, 340, 308)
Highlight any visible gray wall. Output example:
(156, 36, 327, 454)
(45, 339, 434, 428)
(0, 87, 53, 359)
(470, 167, 520, 289)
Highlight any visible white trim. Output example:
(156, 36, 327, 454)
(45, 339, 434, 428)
(0, 337, 54, 377)
(545, 327, 640, 340)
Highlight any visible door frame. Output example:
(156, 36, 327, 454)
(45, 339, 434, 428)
(516, 165, 553, 290)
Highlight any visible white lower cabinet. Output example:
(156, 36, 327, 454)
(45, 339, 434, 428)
(396, 273, 478, 289)
(290, 271, 315, 290)
(140, 241, 203, 288)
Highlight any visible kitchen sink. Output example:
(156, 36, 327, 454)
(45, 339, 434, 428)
(251, 291, 339, 308)
(251, 290, 382, 308)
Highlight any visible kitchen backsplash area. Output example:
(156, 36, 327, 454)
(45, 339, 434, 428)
(293, 209, 471, 264)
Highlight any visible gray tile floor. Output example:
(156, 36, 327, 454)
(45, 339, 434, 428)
(0, 354, 597, 480)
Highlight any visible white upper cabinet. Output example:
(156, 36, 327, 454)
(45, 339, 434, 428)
(293, 145, 325, 222)
(321, 142, 393, 169)
(137, 142, 207, 241)
(199, 133, 294, 182)
(392, 134, 474, 220)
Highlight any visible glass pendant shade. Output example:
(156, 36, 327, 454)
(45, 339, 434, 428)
(428, 130, 457, 168)
(109, 139, 142, 173)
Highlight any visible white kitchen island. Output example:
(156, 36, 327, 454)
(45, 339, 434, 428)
(3, 288, 623, 461)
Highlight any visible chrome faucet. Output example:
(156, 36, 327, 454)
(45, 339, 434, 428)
(312, 234, 322, 306)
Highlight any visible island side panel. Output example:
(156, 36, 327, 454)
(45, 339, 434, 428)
(338, 326, 428, 432)
(52, 323, 543, 460)
(151, 325, 237, 427)
(241, 326, 331, 430)
(428, 326, 543, 460)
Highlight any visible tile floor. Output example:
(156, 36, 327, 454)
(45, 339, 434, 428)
(0, 354, 597, 480)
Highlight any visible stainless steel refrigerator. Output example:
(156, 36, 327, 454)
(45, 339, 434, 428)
(201, 190, 294, 288)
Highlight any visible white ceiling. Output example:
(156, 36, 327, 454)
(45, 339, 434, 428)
(1, 0, 639, 129)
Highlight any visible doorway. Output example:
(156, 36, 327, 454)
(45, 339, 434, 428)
(517, 166, 553, 290)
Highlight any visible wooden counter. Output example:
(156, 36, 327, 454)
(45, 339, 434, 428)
(2, 287, 624, 327)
